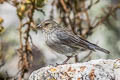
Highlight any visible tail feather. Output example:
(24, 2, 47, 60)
(88, 43, 110, 54)
(95, 46, 110, 54)
(78, 36, 110, 54)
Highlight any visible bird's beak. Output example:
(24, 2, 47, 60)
(32, 24, 42, 34)
(37, 24, 42, 29)
(31, 24, 42, 34)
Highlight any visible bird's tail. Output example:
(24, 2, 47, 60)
(78, 37, 110, 54)
(89, 44, 110, 54)
(95, 46, 110, 54)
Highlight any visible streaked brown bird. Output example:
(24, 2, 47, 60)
(37, 19, 110, 63)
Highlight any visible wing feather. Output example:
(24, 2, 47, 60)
(56, 29, 110, 54)
(56, 30, 92, 50)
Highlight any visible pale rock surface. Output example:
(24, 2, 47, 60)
(29, 59, 120, 80)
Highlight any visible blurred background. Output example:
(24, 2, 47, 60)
(0, 0, 120, 80)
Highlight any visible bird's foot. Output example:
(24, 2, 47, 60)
(55, 56, 72, 66)
(62, 56, 73, 64)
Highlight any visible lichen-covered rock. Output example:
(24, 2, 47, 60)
(29, 59, 120, 80)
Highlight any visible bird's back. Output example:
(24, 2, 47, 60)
(44, 23, 110, 55)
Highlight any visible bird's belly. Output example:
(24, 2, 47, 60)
(46, 42, 79, 56)
(45, 33, 79, 56)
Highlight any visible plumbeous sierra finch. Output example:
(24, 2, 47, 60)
(37, 19, 110, 63)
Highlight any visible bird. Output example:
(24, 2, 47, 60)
(37, 19, 110, 63)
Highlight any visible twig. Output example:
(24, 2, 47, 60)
(94, 5, 120, 28)
(59, 0, 69, 12)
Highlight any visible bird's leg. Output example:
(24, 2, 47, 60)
(55, 56, 72, 66)
(75, 55, 78, 62)
(62, 56, 73, 64)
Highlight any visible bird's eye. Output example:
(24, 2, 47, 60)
(44, 23, 50, 26)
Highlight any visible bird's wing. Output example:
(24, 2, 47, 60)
(56, 30, 93, 50)
(56, 29, 110, 54)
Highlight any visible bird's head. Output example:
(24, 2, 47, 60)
(37, 19, 58, 33)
